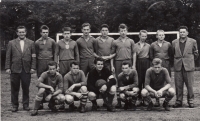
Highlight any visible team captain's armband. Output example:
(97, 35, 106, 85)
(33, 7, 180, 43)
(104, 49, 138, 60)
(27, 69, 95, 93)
(32, 54, 36, 57)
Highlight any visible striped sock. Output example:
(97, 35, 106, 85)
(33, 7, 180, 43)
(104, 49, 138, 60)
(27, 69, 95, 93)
(80, 93, 88, 106)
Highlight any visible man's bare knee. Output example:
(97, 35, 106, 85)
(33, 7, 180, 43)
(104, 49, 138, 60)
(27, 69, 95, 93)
(168, 88, 175, 96)
(141, 89, 148, 97)
(109, 86, 116, 94)
(80, 86, 88, 93)
(37, 88, 45, 96)
(119, 93, 125, 100)
(88, 92, 96, 101)
(132, 87, 139, 93)
(65, 95, 74, 104)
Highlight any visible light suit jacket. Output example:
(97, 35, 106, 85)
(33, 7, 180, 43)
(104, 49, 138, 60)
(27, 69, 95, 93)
(5, 38, 36, 73)
(172, 37, 199, 71)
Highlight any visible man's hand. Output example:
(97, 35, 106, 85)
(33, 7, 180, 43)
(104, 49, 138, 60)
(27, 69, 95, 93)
(68, 85, 75, 92)
(49, 86, 54, 93)
(99, 85, 107, 93)
(132, 66, 136, 70)
(6, 69, 11, 74)
(119, 87, 125, 92)
(154, 91, 159, 98)
(57, 66, 60, 72)
(30, 69, 35, 74)
(157, 90, 163, 98)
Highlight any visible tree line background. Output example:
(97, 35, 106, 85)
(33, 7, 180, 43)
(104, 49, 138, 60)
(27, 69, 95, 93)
(1, 0, 200, 68)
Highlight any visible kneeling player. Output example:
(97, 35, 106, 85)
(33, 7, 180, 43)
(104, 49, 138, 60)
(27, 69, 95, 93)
(118, 61, 139, 110)
(141, 58, 175, 111)
(87, 57, 117, 112)
(64, 61, 88, 113)
(31, 61, 65, 116)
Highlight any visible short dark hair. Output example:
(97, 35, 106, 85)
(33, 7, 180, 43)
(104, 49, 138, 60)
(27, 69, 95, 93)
(62, 27, 72, 33)
(70, 61, 79, 67)
(94, 57, 104, 64)
(122, 61, 132, 67)
(16, 26, 27, 32)
(152, 58, 162, 66)
(178, 26, 188, 32)
(101, 24, 109, 30)
(40, 25, 49, 32)
(82, 23, 91, 29)
(48, 61, 57, 68)
(118, 23, 128, 31)
(139, 30, 148, 35)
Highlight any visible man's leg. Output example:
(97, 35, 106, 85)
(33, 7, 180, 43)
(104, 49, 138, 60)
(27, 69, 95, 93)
(65, 94, 75, 111)
(88, 58, 95, 73)
(184, 70, 194, 108)
(107, 86, 116, 112)
(162, 88, 175, 111)
(173, 70, 184, 107)
(141, 89, 153, 111)
(80, 59, 89, 76)
(79, 86, 88, 113)
(59, 61, 69, 77)
(20, 69, 31, 110)
(119, 93, 129, 110)
(10, 73, 20, 112)
(31, 88, 45, 116)
(129, 87, 139, 110)
(88, 92, 98, 111)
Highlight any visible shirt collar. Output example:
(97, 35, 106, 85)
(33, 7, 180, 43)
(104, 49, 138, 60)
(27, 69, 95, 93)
(137, 41, 146, 46)
(118, 37, 128, 42)
(38, 37, 50, 41)
(123, 69, 132, 76)
(179, 37, 188, 43)
(156, 40, 166, 45)
(47, 71, 59, 77)
(18, 37, 26, 41)
(69, 70, 80, 75)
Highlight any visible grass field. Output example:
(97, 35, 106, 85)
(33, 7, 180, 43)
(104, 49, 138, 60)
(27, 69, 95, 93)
(1, 71, 200, 121)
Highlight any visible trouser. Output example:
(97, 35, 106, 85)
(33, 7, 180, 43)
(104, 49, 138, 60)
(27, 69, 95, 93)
(80, 58, 95, 76)
(161, 59, 171, 77)
(10, 68, 31, 108)
(141, 88, 175, 103)
(136, 58, 150, 98)
(174, 68, 194, 105)
(37, 59, 53, 78)
(59, 60, 74, 77)
(104, 60, 111, 72)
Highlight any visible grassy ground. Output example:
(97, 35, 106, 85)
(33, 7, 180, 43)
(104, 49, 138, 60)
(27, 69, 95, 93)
(1, 71, 200, 121)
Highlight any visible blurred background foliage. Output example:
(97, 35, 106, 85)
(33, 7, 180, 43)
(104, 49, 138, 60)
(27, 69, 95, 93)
(1, 0, 200, 67)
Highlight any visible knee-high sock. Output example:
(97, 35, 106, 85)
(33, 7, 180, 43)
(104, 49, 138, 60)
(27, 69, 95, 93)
(130, 96, 137, 104)
(107, 93, 115, 106)
(101, 92, 108, 105)
(143, 95, 152, 103)
(80, 92, 88, 106)
(33, 95, 43, 110)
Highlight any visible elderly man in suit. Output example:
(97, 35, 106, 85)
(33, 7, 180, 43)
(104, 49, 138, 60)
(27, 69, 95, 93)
(5, 26, 36, 112)
(172, 26, 199, 108)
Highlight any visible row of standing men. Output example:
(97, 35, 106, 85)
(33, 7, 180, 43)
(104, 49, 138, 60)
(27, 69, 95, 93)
(5, 23, 199, 115)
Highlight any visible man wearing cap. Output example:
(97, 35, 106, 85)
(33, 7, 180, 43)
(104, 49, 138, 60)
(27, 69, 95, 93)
(118, 61, 139, 110)
(87, 57, 117, 112)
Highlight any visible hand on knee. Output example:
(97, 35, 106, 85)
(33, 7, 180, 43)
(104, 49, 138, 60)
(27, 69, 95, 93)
(119, 93, 125, 101)
(80, 86, 88, 93)
(88, 92, 96, 101)
(109, 86, 116, 95)
(168, 88, 175, 97)
(65, 95, 74, 104)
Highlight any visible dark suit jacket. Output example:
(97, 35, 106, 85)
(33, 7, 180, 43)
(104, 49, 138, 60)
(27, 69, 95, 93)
(5, 38, 36, 73)
(172, 37, 199, 71)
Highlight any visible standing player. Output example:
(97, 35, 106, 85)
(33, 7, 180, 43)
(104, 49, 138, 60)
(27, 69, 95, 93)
(111, 23, 136, 108)
(31, 61, 65, 116)
(172, 26, 199, 108)
(95, 24, 116, 70)
(55, 27, 79, 77)
(64, 61, 88, 113)
(141, 58, 175, 111)
(87, 58, 117, 112)
(35, 25, 56, 78)
(135, 30, 150, 106)
(5, 26, 36, 112)
(76, 23, 99, 75)
(149, 30, 173, 107)
(118, 61, 139, 110)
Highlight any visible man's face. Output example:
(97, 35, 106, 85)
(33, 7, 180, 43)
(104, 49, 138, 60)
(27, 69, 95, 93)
(119, 28, 127, 38)
(153, 64, 162, 73)
(122, 64, 130, 75)
(82, 26, 91, 36)
(96, 61, 104, 71)
(101, 27, 109, 37)
(156, 32, 165, 41)
(71, 64, 79, 75)
(139, 32, 147, 42)
(16, 28, 26, 39)
(40, 29, 49, 39)
(179, 29, 188, 38)
(48, 65, 57, 75)
(63, 31, 71, 39)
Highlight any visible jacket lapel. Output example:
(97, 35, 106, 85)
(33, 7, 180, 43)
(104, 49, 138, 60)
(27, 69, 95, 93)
(183, 39, 191, 56)
(14, 39, 23, 54)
